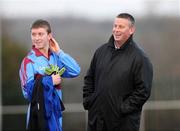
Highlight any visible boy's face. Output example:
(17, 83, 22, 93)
(31, 27, 51, 50)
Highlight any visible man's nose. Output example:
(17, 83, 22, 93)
(114, 29, 120, 33)
(114, 27, 120, 31)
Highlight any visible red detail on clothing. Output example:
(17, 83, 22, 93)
(22, 57, 34, 86)
(20, 68, 25, 86)
(32, 46, 52, 59)
(35, 74, 43, 80)
(55, 84, 61, 89)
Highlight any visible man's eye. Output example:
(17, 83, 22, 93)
(119, 25, 124, 29)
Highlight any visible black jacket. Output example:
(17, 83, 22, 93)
(27, 76, 48, 131)
(83, 35, 153, 131)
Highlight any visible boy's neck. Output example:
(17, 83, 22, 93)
(39, 47, 49, 58)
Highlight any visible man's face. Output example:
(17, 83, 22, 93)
(112, 18, 135, 43)
(31, 27, 51, 50)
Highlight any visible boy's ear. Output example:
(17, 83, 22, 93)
(48, 33, 53, 40)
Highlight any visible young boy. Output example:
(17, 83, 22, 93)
(19, 19, 80, 131)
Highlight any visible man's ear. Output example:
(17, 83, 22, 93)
(130, 26, 135, 35)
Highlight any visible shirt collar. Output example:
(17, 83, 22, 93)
(114, 42, 120, 50)
(108, 35, 133, 50)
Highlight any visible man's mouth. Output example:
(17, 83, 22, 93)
(115, 34, 121, 37)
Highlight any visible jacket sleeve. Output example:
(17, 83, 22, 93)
(19, 57, 35, 101)
(120, 55, 153, 114)
(56, 50, 80, 78)
(83, 53, 97, 110)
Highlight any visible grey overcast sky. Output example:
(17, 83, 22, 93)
(1, 0, 180, 20)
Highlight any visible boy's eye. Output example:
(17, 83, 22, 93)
(31, 33, 36, 36)
(39, 33, 43, 36)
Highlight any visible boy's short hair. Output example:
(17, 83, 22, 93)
(31, 19, 51, 34)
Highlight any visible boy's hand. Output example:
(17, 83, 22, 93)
(51, 74, 61, 85)
(49, 37, 60, 53)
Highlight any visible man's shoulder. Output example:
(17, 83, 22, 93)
(131, 41, 147, 56)
(95, 43, 109, 53)
(131, 41, 151, 63)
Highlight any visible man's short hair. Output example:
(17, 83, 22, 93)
(116, 13, 135, 26)
(31, 19, 51, 34)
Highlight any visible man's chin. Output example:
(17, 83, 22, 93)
(114, 36, 121, 40)
(114, 39, 121, 42)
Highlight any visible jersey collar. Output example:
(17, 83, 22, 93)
(32, 46, 52, 59)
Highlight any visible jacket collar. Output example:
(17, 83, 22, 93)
(108, 35, 133, 50)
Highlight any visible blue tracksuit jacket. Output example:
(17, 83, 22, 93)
(19, 47, 80, 131)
